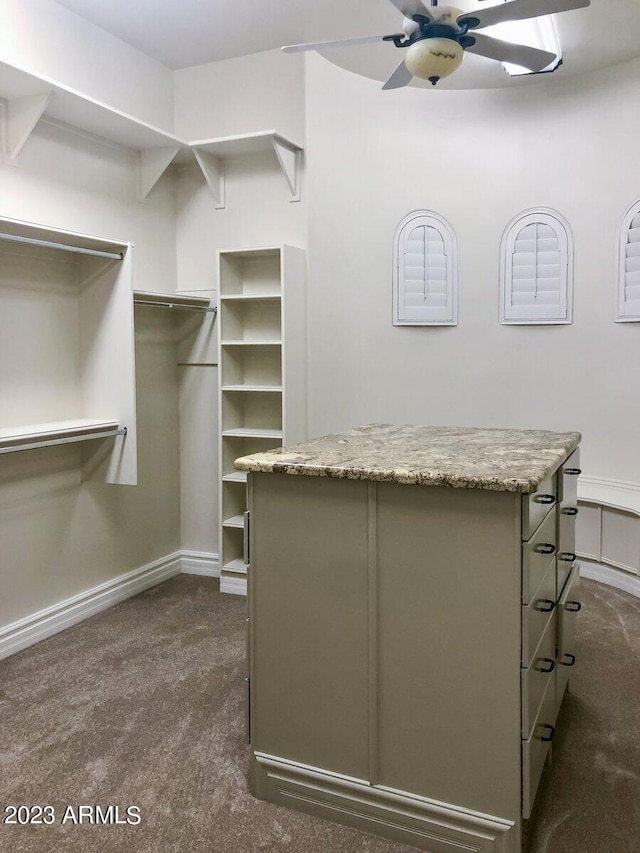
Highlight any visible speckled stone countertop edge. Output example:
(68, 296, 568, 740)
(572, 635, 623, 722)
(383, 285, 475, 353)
(233, 424, 582, 494)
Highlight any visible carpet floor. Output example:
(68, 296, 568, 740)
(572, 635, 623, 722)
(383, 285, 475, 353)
(0, 574, 638, 853)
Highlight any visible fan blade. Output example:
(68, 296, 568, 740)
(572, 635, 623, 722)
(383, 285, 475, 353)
(282, 34, 392, 52)
(458, 0, 589, 31)
(465, 32, 557, 71)
(386, 0, 434, 24)
(382, 60, 414, 90)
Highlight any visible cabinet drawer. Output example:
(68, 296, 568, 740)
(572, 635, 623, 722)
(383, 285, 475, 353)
(556, 564, 581, 711)
(522, 558, 556, 669)
(522, 510, 557, 605)
(522, 674, 557, 820)
(557, 506, 577, 596)
(522, 473, 557, 541)
(558, 448, 581, 507)
(522, 614, 557, 739)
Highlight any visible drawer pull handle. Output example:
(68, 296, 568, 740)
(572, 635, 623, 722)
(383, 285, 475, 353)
(559, 552, 577, 562)
(535, 494, 556, 505)
(537, 657, 556, 673)
(565, 600, 582, 612)
(562, 507, 579, 516)
(535, 543, 556, 555)
(565, 468, 582, 476)
(536, 598, 556, 613)
(559, 653, 576, 667)
(538, 723, 555, 742)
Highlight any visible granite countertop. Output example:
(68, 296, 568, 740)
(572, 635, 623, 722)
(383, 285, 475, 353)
(234, 423, 581, 493)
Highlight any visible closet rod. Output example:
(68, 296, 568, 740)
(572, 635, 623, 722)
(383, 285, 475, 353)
(0, 232, 123, 260)
(134, 299, 217, 314)
(0, 427, 127, 455)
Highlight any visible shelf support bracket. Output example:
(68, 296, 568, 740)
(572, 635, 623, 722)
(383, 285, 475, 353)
(138, 146, 181, 201)
(193, 148, 225, 209)
(3, 91, 51, 162)
(271, 137, 301, 202)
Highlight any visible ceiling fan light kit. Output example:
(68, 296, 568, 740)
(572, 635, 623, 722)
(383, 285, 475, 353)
(404, 37, 464, 85)
(281, 0, 590, 90)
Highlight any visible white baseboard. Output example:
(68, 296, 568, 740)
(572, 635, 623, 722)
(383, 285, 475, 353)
(220, 574, 247, 596)
(180, 550, 220, 577)
(579, 558, 640, 598)
(0, 551, 183, 661)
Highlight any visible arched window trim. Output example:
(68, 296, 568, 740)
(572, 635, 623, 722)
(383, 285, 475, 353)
(499, 207, 573, 326)
(393, 210, 457, 326)
(617, 199, 640, 322)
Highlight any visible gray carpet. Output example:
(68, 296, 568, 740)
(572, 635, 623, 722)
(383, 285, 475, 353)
(0, 575, 638, 853)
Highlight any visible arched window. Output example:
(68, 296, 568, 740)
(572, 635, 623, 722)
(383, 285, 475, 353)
(500, 209, 572, 325)
(617, 200, 640, 322)
(393, 210, 457, 326)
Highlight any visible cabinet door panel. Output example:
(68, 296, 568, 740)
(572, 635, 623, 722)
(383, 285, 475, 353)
(556, 564, 581, 710)
(522, 510, 557, 604)
(558, 448, 580, 508)
(376, 483, 522, 820)
(521, 614, 557, 739)
(250, 473, 370, 778)
(522, 674, 557, 820)
(522, 474, 557, 541)
(521, 559, 556, 669)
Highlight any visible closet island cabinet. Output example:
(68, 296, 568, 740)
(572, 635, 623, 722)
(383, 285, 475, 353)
(236, 424, 582, 853)
(0, 216, 137, 483)
(217, 245, 306, 595)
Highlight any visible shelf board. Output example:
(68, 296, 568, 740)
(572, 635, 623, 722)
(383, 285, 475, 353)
(222, 515, 245, 529)
(0, 61, 186, 151)
(0, 61, 186, 198)
(222, 428, 282, 439)
(222, 471, 248, 483)
(0, 418, 121, 453)
(219, 293, 281, 302)
(221, 340, 282, 347)
(222, 559, 248, 575)
(222, 385, 282, 393)
(191, 130, 302, 157)
(191, 130, 303, 206)
(133, 290, 214, 312)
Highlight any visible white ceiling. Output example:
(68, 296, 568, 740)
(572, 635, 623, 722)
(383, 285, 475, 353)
(53, 0, 640, 90)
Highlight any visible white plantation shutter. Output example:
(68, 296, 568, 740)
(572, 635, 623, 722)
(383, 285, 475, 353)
(617, 203, 640, 321)
(393, 211, 457, 325)
(500, 209, 572, 325)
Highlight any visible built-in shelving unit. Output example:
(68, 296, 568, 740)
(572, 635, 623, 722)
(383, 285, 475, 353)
(0, 215, 137, 484)
(192, 131, 303, 208)
(218, 245, 307, 594)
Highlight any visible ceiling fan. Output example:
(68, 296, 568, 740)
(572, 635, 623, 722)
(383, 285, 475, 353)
(282, 0, 591, 89)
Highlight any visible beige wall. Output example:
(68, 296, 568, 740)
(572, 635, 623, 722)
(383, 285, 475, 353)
(304, 53, 640, 485)
(173, 49, 305, 142)
(0, 0, 174, 129)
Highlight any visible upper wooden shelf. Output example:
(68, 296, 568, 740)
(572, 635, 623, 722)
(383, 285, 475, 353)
(191, 131, 303, 208)
(0, 62, 304, 206)
(0, 61, 186, 200)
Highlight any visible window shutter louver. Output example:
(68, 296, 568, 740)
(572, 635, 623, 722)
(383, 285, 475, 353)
(617, 203, 640, 321)
(500, 209, 572, 325)
(393, 212, 457, 325)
